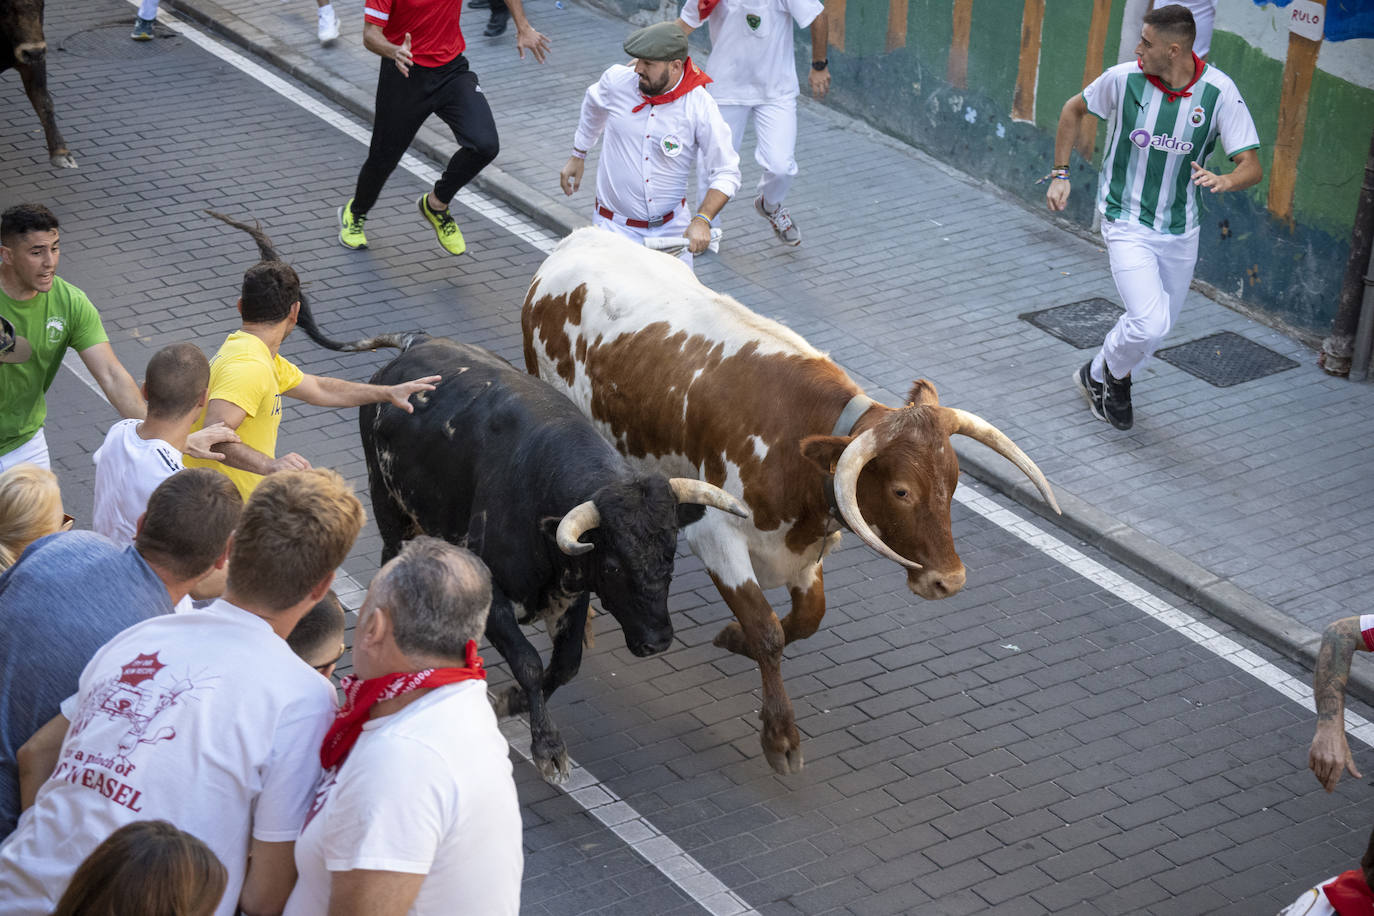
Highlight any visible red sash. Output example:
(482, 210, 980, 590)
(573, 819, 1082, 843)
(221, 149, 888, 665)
(1324, 869, 1374, 915)
(1139, 53, 1204, 104)
(633, 58, 713, 113)
(319, 640, 486, 770)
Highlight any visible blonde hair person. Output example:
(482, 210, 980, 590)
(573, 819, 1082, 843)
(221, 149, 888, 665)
(0, 463, 64, 570)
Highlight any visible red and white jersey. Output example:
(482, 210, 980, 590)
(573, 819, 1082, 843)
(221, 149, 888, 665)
(680, 0, 824, 105)
(364, 0, 464, 68)
(574, 64, 741, 223)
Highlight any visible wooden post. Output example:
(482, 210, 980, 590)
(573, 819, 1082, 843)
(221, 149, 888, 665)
(1012, 0, 1045, 122)
(1269, 0, 1325, 224)
(886, 0, 908, 53)
(948, 0, 973, 88)
(1075, 0, 1113, 157)
(827, 0, 845, 52)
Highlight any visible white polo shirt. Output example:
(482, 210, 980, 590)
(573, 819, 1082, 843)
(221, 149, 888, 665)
(681, 0, 825, 106)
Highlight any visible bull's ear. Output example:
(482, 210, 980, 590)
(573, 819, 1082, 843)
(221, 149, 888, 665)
(800, 435, 850, 475)
(676, 503, 707, 528)
(907, 380, 940, 407)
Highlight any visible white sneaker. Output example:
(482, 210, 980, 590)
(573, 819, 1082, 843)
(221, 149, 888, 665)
(754, 195, 801, 246)
(317, 4, 340, 44)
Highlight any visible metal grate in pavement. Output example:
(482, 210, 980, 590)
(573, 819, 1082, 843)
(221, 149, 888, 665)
(1019, 298, 1124, 349)
(61, 22, 189, 58)
(1156, 330, 1300, 388)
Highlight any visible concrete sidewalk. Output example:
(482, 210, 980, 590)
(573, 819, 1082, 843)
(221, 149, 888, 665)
(162, 0, 1374, 697)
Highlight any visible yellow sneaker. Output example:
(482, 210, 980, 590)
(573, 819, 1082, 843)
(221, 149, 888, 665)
(418, 194, 466, 256)
(338, 198, 368, 250)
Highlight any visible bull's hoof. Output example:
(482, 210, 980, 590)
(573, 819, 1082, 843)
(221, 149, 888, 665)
(712, 622, 756, 660)
(535, 747, 570, 785)
(763, 743, 804, 775)
(50, 152, 77, 169)
(487, 686, 528, 718)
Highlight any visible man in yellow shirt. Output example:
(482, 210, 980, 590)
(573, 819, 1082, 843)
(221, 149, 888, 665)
(186, 260, 438, 498)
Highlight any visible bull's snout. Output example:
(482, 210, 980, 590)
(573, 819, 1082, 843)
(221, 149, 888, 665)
(628, 628, 673, 657)
(14, 42, 46, 65)
(908, 566, 966, 600)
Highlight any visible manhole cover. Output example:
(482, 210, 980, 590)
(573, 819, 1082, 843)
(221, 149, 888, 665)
(1019, 298, 1124, 349)
(1156, 331, 1299, 388)
(61, 21, 188, 58)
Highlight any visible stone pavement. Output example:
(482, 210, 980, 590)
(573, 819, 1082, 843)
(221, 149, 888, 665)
(159, 0, 1374, 696)
(7, 0, 1374, 913)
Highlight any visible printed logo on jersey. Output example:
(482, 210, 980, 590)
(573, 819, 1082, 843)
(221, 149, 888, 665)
(1189, 105, 1206, 126)
(661, 135, 683, 158)
(746, 13, 761, 29)
(1129, 128, 1194, 154)
(45, 316, 65, 344)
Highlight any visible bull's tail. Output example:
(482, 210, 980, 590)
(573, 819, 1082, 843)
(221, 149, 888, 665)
(205, 210, 429, 354)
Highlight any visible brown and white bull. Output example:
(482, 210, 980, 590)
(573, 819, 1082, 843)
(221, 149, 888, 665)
(2, 0, 75, 168)
(522, 228, 1061, 775)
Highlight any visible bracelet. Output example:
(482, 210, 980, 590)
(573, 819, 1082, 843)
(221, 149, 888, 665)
(570, 148, 587, 160)
(692, 212, 712, 226)
(1054, 163, 1070, 170)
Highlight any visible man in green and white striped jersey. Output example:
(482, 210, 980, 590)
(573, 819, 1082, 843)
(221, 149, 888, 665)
(1048, 3, 1261, 431)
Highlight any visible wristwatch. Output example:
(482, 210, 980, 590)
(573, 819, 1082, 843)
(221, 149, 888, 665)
(811, 59, 828, 71)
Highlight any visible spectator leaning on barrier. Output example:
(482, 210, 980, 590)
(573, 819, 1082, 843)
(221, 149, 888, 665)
(676, 0, 830, 247)
(1047, 4, 1261, 432)
(284, 537, 523, 916)
(560, 22, 741, 271)
(0, 203, 146, 473)
(183, 259, 437, 500)
(93, 342, 239, 548)
(0, 468, 241, 839)
(0, 468, 365, 916)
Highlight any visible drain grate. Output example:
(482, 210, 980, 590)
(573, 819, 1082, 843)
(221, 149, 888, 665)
(1156, 331, 1299, 388)
(1019, 298, 1123, 349)
(61, 21, 189, 59)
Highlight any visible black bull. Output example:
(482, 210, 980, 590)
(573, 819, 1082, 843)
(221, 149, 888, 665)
(1, 0, 76, 168)
(203, 211, 746, 783)
(362, 339, 740, 782)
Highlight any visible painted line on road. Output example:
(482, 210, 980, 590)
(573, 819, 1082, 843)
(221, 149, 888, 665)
(953, 485, 1374, 749)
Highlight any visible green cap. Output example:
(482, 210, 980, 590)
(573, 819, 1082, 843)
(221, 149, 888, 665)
(623, 21, 688, 62)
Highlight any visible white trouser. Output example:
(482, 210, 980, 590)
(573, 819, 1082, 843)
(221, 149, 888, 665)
(716, 98, 799, 208)
(0, 429, 50, 473)
(592, 206, 695, 270)
(1092, 219, 1199, 383)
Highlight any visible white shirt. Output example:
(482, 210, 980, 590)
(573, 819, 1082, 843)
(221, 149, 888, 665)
(680, 0, 824, 105)
(92, 418, 183, 546)
(0, 600, 336, 916)
(284, 682, 522, 916)
(574, 64, 741, 222)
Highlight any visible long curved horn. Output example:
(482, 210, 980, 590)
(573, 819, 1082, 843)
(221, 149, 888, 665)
(944, 408, 1062, 514)
(668, 478, 750, 518)
(833, 430, 923, 570)
(556, 501, 600, 555)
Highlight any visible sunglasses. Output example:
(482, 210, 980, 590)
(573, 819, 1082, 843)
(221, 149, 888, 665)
(314, 642, 346, 674)
(60, 514, 75, 531)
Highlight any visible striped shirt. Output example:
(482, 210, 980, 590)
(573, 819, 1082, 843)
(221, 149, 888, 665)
(1083, 60, 1259, 236)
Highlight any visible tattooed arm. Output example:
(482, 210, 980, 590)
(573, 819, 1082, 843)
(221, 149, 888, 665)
(1310, 616, 1367, 792)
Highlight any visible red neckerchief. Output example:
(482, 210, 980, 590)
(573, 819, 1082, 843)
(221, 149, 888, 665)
(697, 0, 720, 17)
(633, 58, 713, 113)
(1139, 53, 1204, 104)
(1325, 870, 1374, 915)
(319, 640, 486, 770)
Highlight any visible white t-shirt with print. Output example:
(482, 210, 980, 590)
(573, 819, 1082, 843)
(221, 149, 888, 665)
(0, 599, 336, 916)
(681, 0, 825, 106)
(283, 681, 523, 916)
(92, 418, 184, 546)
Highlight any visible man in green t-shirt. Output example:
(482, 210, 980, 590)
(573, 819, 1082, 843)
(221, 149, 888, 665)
(0, 204, 146, 471)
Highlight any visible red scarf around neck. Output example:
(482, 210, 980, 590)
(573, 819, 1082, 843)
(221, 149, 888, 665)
(1139, 53, 1204, 104)
(1325, 869, 1374, 915)
(633, 58, 713, 113)
(319, 640, 486, 770)
(697, 0, 720, 17)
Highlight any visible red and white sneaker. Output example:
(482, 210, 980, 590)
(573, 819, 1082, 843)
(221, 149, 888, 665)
(754, 195, 801, 246)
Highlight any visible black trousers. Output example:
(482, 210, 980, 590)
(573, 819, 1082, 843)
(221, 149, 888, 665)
(351, 54, 499, 215)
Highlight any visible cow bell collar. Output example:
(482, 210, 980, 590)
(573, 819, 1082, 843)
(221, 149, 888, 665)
(823, 393, 878, 530)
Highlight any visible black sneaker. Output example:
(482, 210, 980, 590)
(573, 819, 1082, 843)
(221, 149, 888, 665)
(1102, 367, 1133, 430)
(1074, 361, 1107, 423)
(484, 9, 508, 36)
